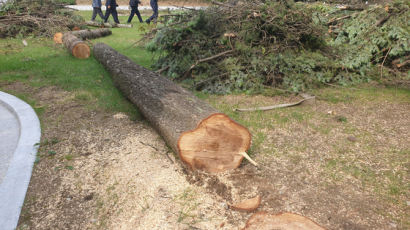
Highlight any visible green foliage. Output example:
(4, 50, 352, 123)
(147, 0, 408, 93)
(149, 0, 334, 93)
(331, 1, 410, 73)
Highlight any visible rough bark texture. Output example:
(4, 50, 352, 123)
(85, 21, 132, 28)
(62, 33, 90, 59)
(93, 42, 218, 152)
(70, 28, 112, 40)
(93, 43, 251, 172)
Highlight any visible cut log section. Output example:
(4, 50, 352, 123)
(53, 32, 63, 44)
(62, 33, 90, 59)
(243, 212, 325, 230)
(230, 195, 261, 211)
(59, 29, 112, 59)
(93, 43, 252, 173)
(178, 113, 251, 172)
(86, 21, 132, 28)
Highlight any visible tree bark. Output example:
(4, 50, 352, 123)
(85, 21, 132, 28)
(62, 33, 90, 59)
(70, 28, 112, 40)
(93, 43, 251, 173)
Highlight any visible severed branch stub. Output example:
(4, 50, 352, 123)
(93, 43, 252, 173)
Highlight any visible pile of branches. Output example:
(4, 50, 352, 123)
(324, 0, 409, 74)
(147, 0, 408, 93)
(148, 0, 334, 93)
(0, 0, 83, 38)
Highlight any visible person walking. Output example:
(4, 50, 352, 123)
(104, 0, 120, 24)
(145, 0, 158, 24)
(91, 0, 104, 21)
(127, 0, 143, 23)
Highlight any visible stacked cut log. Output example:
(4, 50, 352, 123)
(56, 28, 112, 59)
(63, 33, 91, 59)
(93, 42, 252, 173)
(86, 21, 132, 28)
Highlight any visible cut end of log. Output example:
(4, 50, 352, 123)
(243, 212, 326, 230)
(178, 113, 251, 173)
(72, 43, 90, 59)
(53, 32, 63, 44)
(230, 195, 261, 212)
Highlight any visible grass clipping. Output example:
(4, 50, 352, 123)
(146, 0, 409, 93)
(0, 0, 83, 38)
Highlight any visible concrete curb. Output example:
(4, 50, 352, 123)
(0, 91, 41, 230)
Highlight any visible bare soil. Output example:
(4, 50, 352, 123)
(3, 81, 408, 229)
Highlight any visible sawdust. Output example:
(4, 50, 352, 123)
(8, 83, 248, 230)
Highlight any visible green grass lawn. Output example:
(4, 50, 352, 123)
(0, 11, 157, 119)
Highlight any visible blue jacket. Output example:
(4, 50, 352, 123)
(92, 0, 102, 7)
(129, 0, 141, 7)
(106, 0, 117, 7)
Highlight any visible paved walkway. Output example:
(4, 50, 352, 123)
(0, 91, 41, 230)
(0, 102, 19, 185)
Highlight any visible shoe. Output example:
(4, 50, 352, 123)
(145, 19, 150, 24)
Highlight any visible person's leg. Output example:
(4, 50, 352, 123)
(147, 0, 158, 23)
(127, 6, 136, 23)
(135, 8, 143, 23)
(152, 0, 158, 23)
(112, 8, 120, 23)
(97, 7, 105, 20)
(104, 8, 111, 23)
(91, 7, 97, 21)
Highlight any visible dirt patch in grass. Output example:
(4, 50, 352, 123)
(204, 86, 410, 229)
(3, 81, 408, 229)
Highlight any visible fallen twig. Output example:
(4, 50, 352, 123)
(327, 15, 352, 25)
(234, 95, 315, 112)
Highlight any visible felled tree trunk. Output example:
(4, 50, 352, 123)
(85, 21, 132, 28)
(70, 28, 112, 40)
(62, 33, 90, 59)
(93, 43, 252, 173)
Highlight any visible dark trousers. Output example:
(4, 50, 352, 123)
(127, 5, 143, 23)
(91, 7, 104, 21)
(104, 7, 120, 23)
(147, 0, 158, 22)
